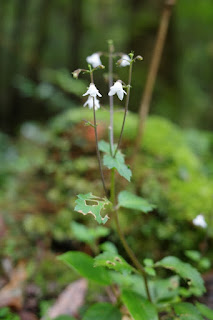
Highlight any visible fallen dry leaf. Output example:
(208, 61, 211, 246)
(44, 278, 88, 319)
(0, 261, 27, 310)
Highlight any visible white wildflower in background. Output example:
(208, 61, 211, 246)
(83, 96, 100, 110)
(192, 214, 207, 228)
(86, 53, 102, 68)
(83, 83, 102, 98)
(108, 80, 127, 101)
(120, 54, 131, 67)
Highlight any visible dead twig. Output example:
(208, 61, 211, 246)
(132, 0, 177, 162)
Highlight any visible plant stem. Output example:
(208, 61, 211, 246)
(132, 0, 177, 160)
(110, 169, 152, 302)
(92, 97, 108, 196)
(108, 41, 114, 155)
(114, 61, 133, 156)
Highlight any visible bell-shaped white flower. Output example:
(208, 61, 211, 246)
(193, 214, 207, 228)
(120, 54, 131, 67)
(83, 96, 100, 110)
(108, 80, 127, 101)
(86, 53, 102, 68)
(83, 83, 102, 98)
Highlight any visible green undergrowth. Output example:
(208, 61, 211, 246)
(0, 107, 212, 302)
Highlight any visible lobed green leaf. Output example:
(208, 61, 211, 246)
(103, 152, 132, 182)
(74, 193, 110, 224)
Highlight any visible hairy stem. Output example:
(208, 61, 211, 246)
(114, 61, 133, 156)
(92, 97, 108, 196)
(133, 0, 176, 160)
(110, 169, 152, 302)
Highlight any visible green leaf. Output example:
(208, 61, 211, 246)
(94, 252, 134, 274)
(104, 153, 132, 182)
(196, 302, 213, 320)
(118, 191, 155, 212)
(58, 251, 111, 285)
(99, 241, 118, 254)
(173, 302, 203, 320)
(82, 303, 122, 320)
(71, 222, 109, 244)
(144, 266, 156, 277)
(184, 250, 201, 262)
(74, 193, 110, 224)
(144, 258, 154, 267)
(121, 290, 158, 320)
(98, 140, 116, 154)
(98, 140, 132, 181)
(156, 256, 205, 294)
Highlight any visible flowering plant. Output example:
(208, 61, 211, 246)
(59, 42, 212, 320)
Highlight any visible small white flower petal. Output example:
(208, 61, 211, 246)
(193, 214, 207, 228)
(83, 83, 102, 98)
(86, 53, 102, 68)
(120, 54, 131, 67)
(108, 81, 126, 101)
(83, 96, 100, 110)
(117, 89, 124, 101)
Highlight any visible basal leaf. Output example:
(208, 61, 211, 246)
(121, 290, 158, 320)
(196, 302, 213, 320)
(58, 251, 111, 285)
(94, 252, 134, 274)
(103, 152, 132, 182)
(74, 193, 110, 224)
(174, 302, 204, 320)
(118, 191, 155, 212)
(156, 256, 205, 295)
(82, 303, 121, 320)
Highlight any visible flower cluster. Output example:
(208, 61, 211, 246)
(81, 52, 132, 110)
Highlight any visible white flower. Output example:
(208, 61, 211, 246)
(120, 54, 131, 67)
(193, 214, 207, 228)
(108, 80, 127, 101)
(86, 53, 102, 68)
(83, 96, 100, 110)
(83, 83, 102, 98)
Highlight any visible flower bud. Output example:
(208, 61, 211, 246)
(72, 69, 81, 79)
(136, 55, 143, 61)
(98, 64, 105, 69)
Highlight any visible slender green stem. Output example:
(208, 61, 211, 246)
(89, 70, 107, 196)
(110, 168, 152, 302)
(92, 97, 108, 196)
(114, 61, 133, 156)
(108, 42, 114, 155)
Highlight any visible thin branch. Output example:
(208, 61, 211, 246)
(133, 0, 177, 159)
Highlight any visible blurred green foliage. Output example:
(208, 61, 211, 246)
(0, 0, 213, 132)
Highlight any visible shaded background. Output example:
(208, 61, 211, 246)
(0, 0, 213, 134)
